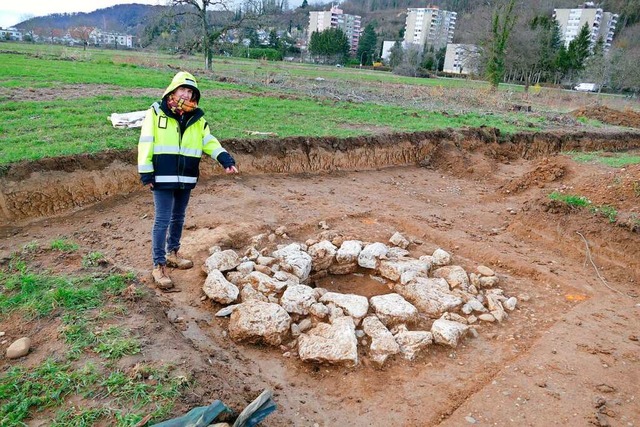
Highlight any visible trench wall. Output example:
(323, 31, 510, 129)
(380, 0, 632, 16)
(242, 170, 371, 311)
(1, 129, 639, 225)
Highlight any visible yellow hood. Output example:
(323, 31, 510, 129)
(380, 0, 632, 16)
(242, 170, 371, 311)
(162, 71, 201, 102)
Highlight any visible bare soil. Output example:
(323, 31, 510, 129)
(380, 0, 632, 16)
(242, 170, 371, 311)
(1, 125, 639, 426)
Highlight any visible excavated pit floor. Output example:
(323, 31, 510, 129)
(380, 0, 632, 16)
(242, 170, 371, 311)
(1, 132, 639, 426)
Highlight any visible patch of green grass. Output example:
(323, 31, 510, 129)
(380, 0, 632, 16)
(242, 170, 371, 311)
(50, 238, 79, 252)
(0, 358, 188, 425)
(590, 204, 618, 223)
(0, 269, 128, 319)
(548, 191, 591, 207)
(565, 150, 640, 167)
(94, 326, 141, 360)
(0, 258, 187, 425)
(21, 240, 40, 253)
(82, 251, 105, 267)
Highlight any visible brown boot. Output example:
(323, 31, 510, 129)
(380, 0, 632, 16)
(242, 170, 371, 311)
(166, 250, 193, 270)
(152, 264, 173, 290)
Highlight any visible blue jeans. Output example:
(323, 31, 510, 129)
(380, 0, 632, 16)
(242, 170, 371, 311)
(152, 188, 191, 266)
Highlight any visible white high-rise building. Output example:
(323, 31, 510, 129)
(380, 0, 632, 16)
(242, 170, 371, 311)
(553, 3, 618, 51)
(403, 7, 457, 52)
(308, 6, 362, 53)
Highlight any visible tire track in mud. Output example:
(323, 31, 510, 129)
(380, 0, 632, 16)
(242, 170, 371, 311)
(1, 129, 640, 225)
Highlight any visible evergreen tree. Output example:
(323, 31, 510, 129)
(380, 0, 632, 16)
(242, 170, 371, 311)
(357, 23, 377, 66)
(308, 27, 350, 63)
(485, 0, 518, 89)
(567, 22, 592, 73)
(268, 29, 279, 48)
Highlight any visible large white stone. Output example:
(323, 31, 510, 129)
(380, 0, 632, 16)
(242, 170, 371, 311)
(432, 265, 470, 290)
(203, 270, 239, 304)
(357, 242, 389, 269)
(369, 293, 418, 326)
(202, 250, 241, 274)
(389, 232, 410, 249)
(241, 271, 287, 294)
(307, 240, 337, 271)
(320, 292, 369, 321)
(228, 301, 291, 346)
(280, 285, 317, 315)
(379, 258, 430, 282)
(240, 284, 268, 302)
(6, 337, 31, 359)
(298, 317, 358, 365)
(393, 325, 433, 360)
(394, 278, 462, 318)
(272, 243, 313, 281)
(432, 248, 452, 266)
(335, 240, 363, 264)
(431, 318, 469, 347)
(362, 316, 400, 365)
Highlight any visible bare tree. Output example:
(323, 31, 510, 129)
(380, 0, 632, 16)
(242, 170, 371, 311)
(69, 26, 94, 50)
(172, 0, 258, 70)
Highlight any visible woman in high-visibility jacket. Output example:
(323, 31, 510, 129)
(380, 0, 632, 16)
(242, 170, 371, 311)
(138, 71, 238, 290)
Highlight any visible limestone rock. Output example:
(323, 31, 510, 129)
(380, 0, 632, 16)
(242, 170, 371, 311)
(461, 298, 488, 314)
(389, 232, 410, 249)
(6, 337, 31, 359)
(369, 293, 418, 326)
(203, 270, 239, 304)
(240, 284, 268, 302)
(215, 304, 239, 317)
(280, 285, 317, 315)
(236, 261, 255, 275)
(245, 247, 260, 261)
(328, 262, 358, 275)
(228, 301, 291, 346)
(432, 265, 470, 290)
(393, 325, 433, 360)
(202, 250, 241, 274)
(479, 275, 500, 288)
(478, 313, 496, 322)
(242, 271, 287, 294)
(477, 265, 495, 276)
(309, 302, 329, 319)
(387, 247, 411, 259)
(320, 292, 369, 322)
(335, 240, 363, 264)
(256, 256, 275, 266)
(225, 271, 245, 285)
(362, 316, 400, 365)
(357, 242, 389, 269)
(379, 258, 430, 283)
(272, 244, 313, 281)
(298, 317, 358, 365)
(503, 297, 518, 311)
(395, 278, 462, 317)
(307, 240, 337, 271)
(431, 318, 469, 347)
(432, 248, 452, 266)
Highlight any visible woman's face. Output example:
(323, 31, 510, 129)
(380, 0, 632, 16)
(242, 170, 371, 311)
(174, 86, 194, 100)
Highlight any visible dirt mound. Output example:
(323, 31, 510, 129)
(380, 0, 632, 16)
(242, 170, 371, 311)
(500, 157, 567, 194)
(572, 105, 640, 128)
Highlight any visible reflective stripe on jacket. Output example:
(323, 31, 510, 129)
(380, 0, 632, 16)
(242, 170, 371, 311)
(137, 102, 229, 190)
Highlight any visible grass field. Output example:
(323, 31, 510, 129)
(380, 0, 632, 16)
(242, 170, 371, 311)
(0, 42, 637, 164)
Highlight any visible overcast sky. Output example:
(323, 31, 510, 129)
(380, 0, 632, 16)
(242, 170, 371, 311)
(0, 0, 167, 28)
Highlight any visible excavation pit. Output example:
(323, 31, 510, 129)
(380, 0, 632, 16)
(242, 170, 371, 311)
(201, 235, 517, 367)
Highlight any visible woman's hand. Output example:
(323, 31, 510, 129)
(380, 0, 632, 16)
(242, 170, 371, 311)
(225, 166, 239, 174)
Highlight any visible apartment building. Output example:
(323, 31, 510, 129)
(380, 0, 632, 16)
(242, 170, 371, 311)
(443, 43, 480, 75)
(403, 7, 457, 52)
(0, 27, 22, 41)
(89, 29, 134, 48)
(553, 2, 618, 51)
(308, 6, 362, 53)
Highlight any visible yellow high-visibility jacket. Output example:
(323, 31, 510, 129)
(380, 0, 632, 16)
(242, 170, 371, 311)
(137, 101, 233, 190)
